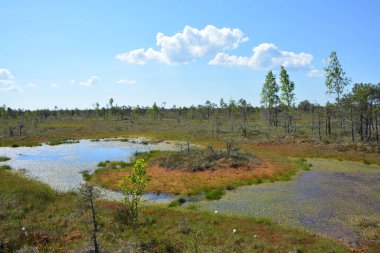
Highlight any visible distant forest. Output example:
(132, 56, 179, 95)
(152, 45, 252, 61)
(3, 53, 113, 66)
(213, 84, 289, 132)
(1, 52, 379, 145)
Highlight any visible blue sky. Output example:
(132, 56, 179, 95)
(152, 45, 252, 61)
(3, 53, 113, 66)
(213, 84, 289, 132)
(1, 0, 379, 109)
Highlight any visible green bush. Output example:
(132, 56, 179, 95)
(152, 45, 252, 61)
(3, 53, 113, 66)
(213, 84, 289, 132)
(206, 189, 225, 200)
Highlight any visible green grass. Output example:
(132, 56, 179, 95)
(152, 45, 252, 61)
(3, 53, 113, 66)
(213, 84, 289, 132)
(252, 178, 263, 184)
(297, 157, 312, 171)
(6, 141, 42, 148)
(168, 197, 187, 207)
(363, 158, 371, 165)
(80, 169, 91, 181)
(0, 156, 11, 162)
(0, 165, 12, 171)
(96, 151, 159, 170)
(48, 139, 80, 146)
(0, 169, 350, 252)
(206, 188, 225, 200)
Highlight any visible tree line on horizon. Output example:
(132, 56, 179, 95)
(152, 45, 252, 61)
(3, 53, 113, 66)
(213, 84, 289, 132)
(1, 52, 379, 145)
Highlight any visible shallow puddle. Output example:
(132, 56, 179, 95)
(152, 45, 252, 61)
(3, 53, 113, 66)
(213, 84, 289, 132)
(0, 139, 177, 202)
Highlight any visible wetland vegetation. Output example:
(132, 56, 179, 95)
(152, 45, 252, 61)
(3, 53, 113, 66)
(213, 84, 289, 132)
(1, 62, 379, 251)
(1, 3, 380, 251)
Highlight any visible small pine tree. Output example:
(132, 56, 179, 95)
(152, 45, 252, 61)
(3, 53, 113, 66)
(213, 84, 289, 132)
(324, 51, 351, 103)
(118, 158, 147, 237)
(261, 71, 279, 126)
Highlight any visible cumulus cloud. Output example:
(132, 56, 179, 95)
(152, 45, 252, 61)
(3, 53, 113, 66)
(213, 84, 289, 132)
(80, 76, 100, 87)
(209, 43, 313, 70)
(116, 25, 248, 65)
(51, 83, 59, 88)
(0, 68, 15, 85)
(116, 79, 136, 84)
(0, 85, 23, 93)
(0, 68, 13, 81)
(0, 68, 23, 93)
(307, 68, 324, 78)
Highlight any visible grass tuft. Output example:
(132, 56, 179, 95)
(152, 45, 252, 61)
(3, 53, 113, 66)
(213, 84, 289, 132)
(362, 159, 371, 165)
(0, 165, 12, 171)
(168, 197, 187, 207)
(0, 156, 11, 162)
(80, 170, 91, 181)
(206, 188, 225, 200)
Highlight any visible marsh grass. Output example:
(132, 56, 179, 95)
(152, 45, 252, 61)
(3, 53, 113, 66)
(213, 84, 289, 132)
(48, 139, 79, 146)
(96, 151, 159, 170)
(90, 149, 305, 199)
(0, 169, 351, 252)
(297, 158, 312, 171)
(0, 165, 12, 171)
(206, 188, 225, 200)
(362, 159, 371, 165)
(168, 197, 187, 207)
(0, 156, 11, 162)
(158, 147, 259, 172)
(80, 170, 91, 181)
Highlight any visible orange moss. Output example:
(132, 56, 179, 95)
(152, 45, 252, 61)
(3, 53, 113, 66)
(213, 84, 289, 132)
(90, 159, 287, 195)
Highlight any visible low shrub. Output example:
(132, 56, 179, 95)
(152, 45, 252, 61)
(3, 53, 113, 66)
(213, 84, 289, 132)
(159, 147, 259, 172)
(205, 188, 225, 200)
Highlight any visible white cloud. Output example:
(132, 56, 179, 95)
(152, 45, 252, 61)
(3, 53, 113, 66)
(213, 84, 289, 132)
(0, 68, 14, 85)
(27, 82, 38, 88)
(0, 85, 23, 93)
(0, 68, 23, 93)
(51, 83, 59, 88)
(116, 25, 248, 65)
(209, 43, 313, 70)
(307, 68, 324, 78)
(80, 76, 100, 87)
(70, 79, 76, 85)
(116, 79, 137, 84)
(0, 68, 13, 80)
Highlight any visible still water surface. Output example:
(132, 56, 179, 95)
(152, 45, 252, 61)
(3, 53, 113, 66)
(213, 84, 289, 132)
(0, 139, 177, 202)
